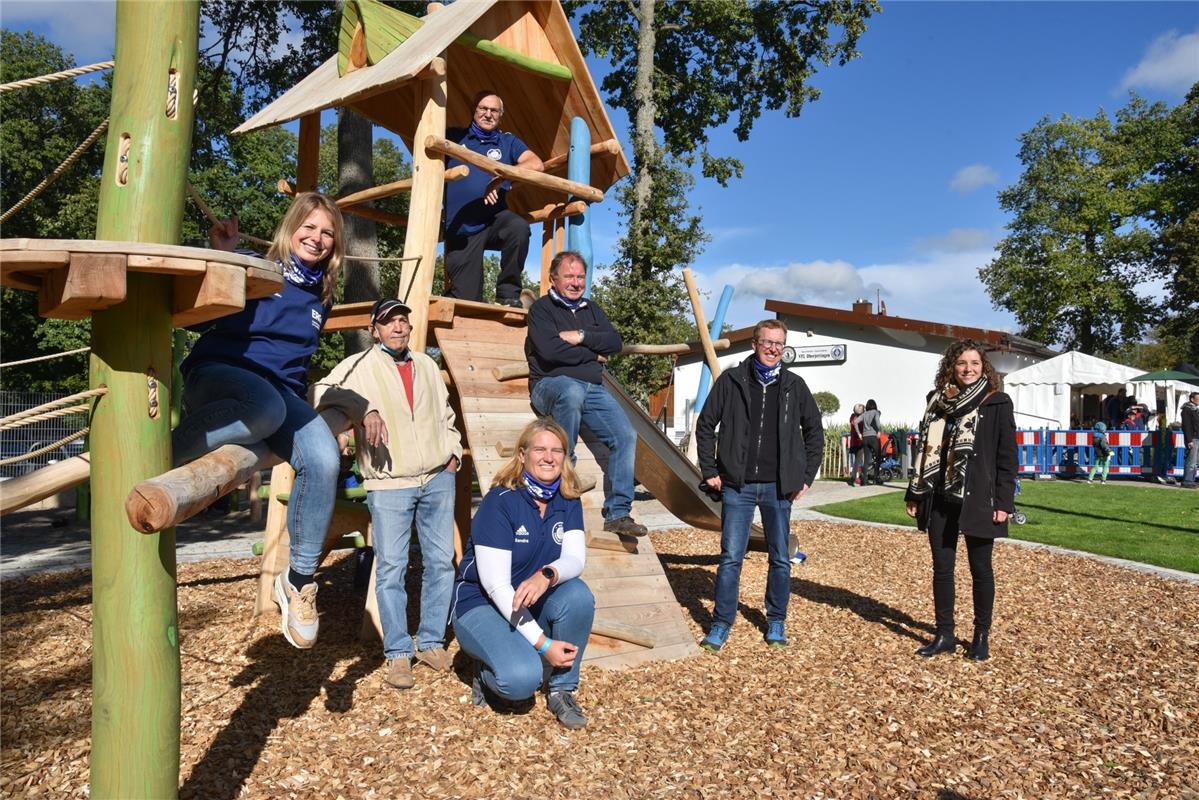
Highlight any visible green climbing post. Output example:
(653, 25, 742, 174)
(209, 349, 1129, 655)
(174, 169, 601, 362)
(89, 2, 198, 797)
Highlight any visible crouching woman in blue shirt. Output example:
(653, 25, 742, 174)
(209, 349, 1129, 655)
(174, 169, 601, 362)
(452, 418, 595, 729)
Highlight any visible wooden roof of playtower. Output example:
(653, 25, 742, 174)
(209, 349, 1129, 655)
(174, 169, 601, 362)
(235, 0, 629, 199)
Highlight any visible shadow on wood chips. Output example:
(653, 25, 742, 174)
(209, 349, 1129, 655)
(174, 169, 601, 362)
(2, 521, 1198, 798)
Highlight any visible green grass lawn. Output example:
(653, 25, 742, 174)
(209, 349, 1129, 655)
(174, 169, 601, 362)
(812, 481, 1199, 574)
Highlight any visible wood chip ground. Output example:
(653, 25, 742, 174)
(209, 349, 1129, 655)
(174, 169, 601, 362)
(2, 522, 1197, 799)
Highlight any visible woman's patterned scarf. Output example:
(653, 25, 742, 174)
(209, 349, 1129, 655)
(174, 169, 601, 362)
(282, 254, 323, 288)
(907, 377, 989, 503)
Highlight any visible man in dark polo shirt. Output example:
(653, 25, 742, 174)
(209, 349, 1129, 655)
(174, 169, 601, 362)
(443, 90, 544, 305)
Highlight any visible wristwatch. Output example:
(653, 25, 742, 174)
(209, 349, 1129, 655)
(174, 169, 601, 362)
(541, 566, 555, 582)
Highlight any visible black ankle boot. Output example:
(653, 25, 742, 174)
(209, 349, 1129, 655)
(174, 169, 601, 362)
(915, 632, 956, 657)
(968, 629, 990, 661)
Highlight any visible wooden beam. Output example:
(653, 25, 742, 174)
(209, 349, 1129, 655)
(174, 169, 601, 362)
(591, 620, 656, 649)
(38, 252, 127, 320)
(424, 136, 603, 204)
(490, 339, 731, 381)
(540, 219, 554, 295)
(340, 204, 408, 227)
(171, 261, 245, 327)
(402, 59, 447, 350)
(541, 138, 622, 174)
(0, 453, 90, 515)
(683, 267, 722, 380)
(525, 200, 587, 223)
(125, 409, 350, 533)
(331, 165, 468, 208)
(296, 113, 320, 192)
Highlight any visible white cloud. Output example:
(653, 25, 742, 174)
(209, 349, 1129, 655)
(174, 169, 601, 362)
(1, 2, 116, 65)
(912, 227, 997, 254)
(1119, 29, 1199, 95)
(691, 242, 1018, 334)
(949, 164, 999, 194)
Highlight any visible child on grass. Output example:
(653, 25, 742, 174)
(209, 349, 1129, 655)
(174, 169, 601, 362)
(1088, 422, 1113, 485)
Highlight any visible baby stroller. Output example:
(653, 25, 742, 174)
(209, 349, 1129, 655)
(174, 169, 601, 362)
(1011, 478, 1028, 525)
(877, 455, 903, 483)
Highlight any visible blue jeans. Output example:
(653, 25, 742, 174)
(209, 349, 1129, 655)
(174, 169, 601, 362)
(531, 375, 636, 519)
(453, 579, 595, 699)
(712, 482, 794, 628)
(173, 362, 339, 576)
(366, 470, 457, 659)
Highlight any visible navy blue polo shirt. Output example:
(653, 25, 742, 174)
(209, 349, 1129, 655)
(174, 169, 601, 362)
(444, 126, 529, 238)
(453, 485, 584, 618)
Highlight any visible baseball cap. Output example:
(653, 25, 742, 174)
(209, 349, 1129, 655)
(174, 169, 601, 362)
(370, 298, 412, 326)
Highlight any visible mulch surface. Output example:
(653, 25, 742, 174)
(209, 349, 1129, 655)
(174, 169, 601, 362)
(2, 522, 1197, 799)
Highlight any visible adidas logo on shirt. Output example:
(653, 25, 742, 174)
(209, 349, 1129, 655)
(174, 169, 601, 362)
(514, 524, 529, 543)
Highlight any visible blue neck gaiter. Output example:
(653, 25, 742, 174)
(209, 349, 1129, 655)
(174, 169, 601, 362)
(522, 470, 561, 502)
(469, 120, 500, 145)
(754, 358, 782, 386)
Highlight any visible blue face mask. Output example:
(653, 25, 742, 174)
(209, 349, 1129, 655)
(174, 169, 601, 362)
(377, 342, 410, 362)
(522, 470, 561, 502)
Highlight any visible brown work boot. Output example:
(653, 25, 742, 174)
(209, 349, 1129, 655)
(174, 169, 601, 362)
(415, 647, 452, 672)
(603, 515, 648, 537)
(385, 657, 415, 690)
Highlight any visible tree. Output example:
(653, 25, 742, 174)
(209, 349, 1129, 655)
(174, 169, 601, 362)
(566, 0, 879, 398)
(813, 391, 840, 419)
(981, 90, 1198, 361)
(1, 31, 111, 392)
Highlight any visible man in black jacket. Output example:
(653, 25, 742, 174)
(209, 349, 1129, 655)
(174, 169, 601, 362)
(525, 251, 646, 536)
(1182, 391, 1199, 489)
(696, 319, 824, 651)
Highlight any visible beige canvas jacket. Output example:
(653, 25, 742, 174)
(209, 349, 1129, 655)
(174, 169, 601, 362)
(314, 347, 463, 491)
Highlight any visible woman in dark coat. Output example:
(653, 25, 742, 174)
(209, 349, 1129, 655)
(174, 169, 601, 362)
(905, 339, 1017, 661)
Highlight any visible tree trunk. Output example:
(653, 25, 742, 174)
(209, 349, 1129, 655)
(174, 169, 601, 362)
(629, 0, 657, 275)
(339, 108, 378, 355)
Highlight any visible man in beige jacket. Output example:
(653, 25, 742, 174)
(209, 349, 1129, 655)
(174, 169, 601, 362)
(315, 299, 463, 690)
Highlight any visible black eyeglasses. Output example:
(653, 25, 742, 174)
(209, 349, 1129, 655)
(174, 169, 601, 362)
(755, 339, 785, 352)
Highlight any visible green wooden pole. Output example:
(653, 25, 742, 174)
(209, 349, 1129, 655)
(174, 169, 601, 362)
(89, 2, 198, 797)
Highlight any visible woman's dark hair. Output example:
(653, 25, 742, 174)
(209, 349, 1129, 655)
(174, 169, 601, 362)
(933, 338, 1001, 392)
(865, 399, 877, 411)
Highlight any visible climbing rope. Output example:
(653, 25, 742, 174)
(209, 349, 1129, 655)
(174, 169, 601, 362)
(0, 117, 109, 224)
(0, 60, 113, 94)
(0, 429, 89, 467)
(0, 404, 90, 431)
(0, 387, 107, 429)
(0, 347, 91, 369)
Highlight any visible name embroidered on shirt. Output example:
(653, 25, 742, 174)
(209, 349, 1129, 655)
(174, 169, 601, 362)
(514, 524, 529, 543)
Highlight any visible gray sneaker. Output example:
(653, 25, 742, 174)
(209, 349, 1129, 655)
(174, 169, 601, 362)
(547, 690, 587, 729)
(603, 516, 648, 537)
(385, 656, 415, 690)
(273, 572, 318, 649)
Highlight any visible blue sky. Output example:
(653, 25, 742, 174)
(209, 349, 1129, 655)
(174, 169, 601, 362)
(4, 1, 1197, 338)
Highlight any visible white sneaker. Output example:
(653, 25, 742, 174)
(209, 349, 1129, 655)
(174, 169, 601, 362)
(273, 572, 319, 649)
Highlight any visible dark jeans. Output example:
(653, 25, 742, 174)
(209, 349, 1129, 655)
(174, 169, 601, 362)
(712, 482, 793, 628)
(859, 435, 880, 483)
(927, 502, 995, 635)
(444, 209, 530, 302)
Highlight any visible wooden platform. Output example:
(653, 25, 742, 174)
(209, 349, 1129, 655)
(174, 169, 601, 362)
(435, 314, 700, 669)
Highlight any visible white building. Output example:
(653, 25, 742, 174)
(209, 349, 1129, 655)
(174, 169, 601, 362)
(668, 299, 1056, 437)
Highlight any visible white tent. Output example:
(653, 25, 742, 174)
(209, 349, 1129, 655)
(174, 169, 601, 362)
(1004, 351, 1141, 429)
(1130, 375, 1199, 426)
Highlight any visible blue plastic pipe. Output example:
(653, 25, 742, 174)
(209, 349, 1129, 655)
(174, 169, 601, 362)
(566, 116, 594, 297)
(694, 285, 734, 413)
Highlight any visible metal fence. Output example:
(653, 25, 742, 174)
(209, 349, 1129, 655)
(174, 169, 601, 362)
(0, 391, 88, 479)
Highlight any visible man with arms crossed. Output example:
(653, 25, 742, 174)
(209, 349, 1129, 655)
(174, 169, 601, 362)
(525, 251, 647, 537)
